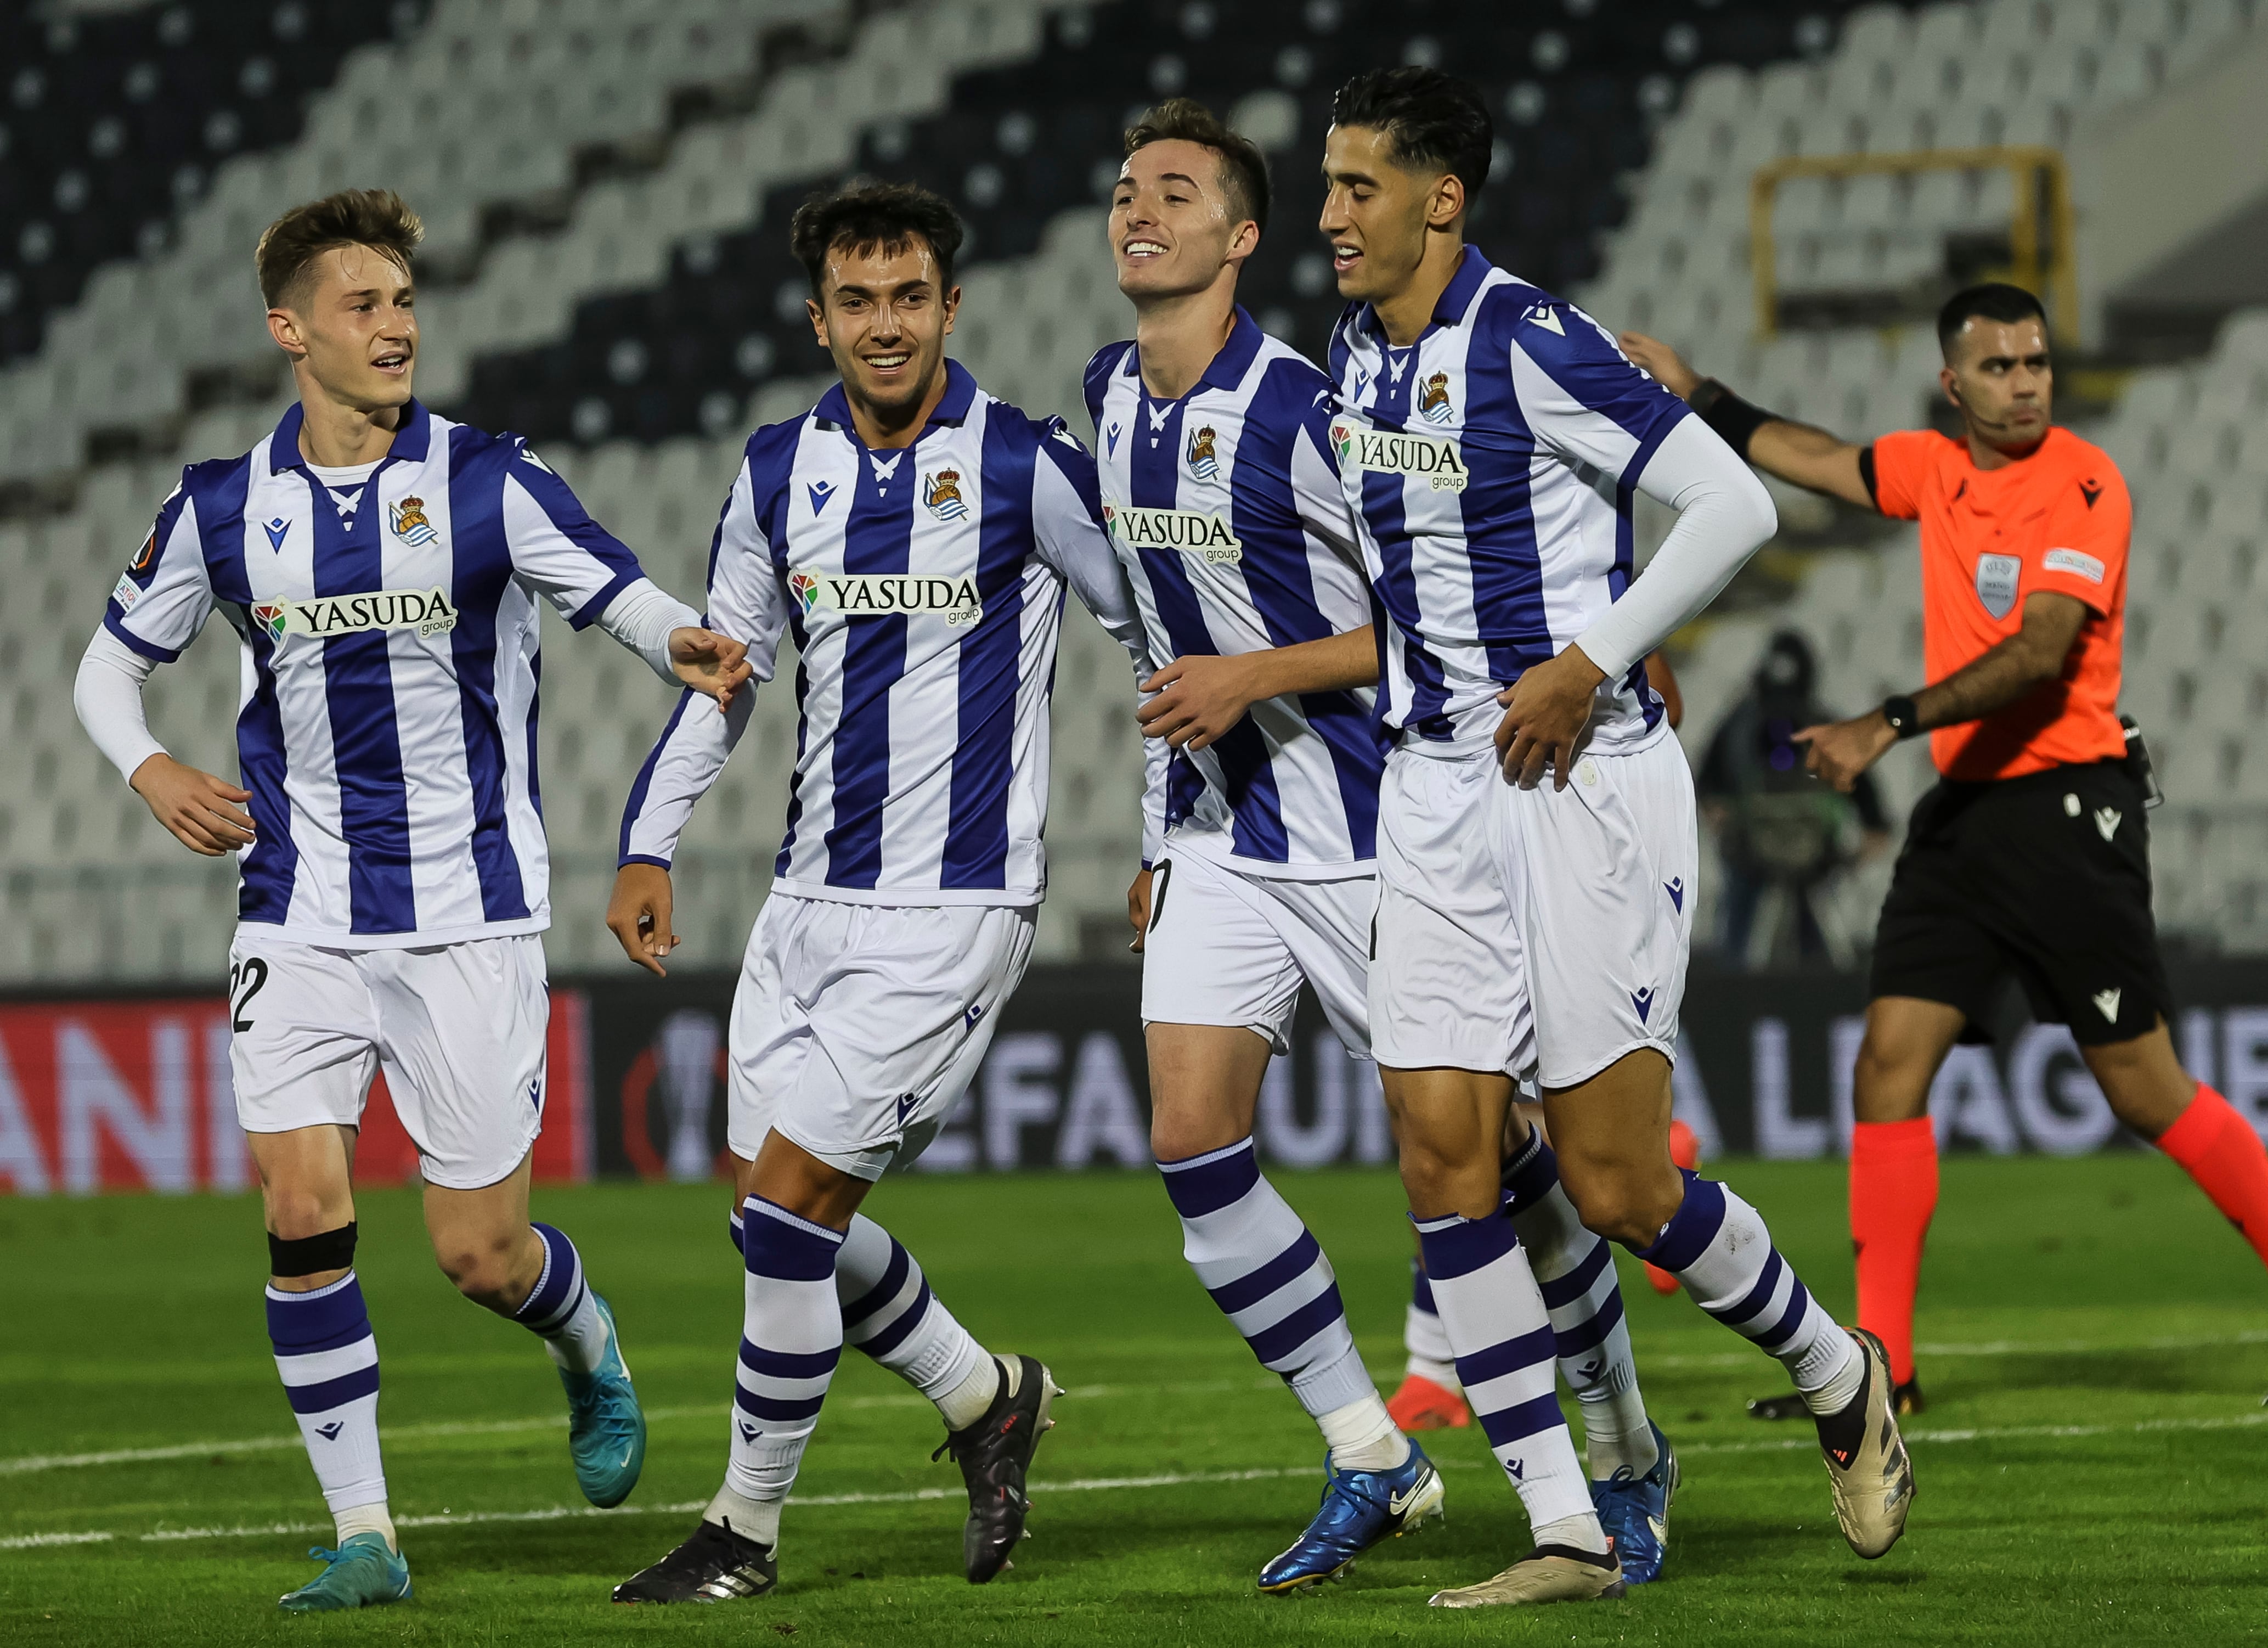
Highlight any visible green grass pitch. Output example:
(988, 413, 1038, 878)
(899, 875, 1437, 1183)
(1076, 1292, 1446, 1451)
(3, 1156, 2264, 1646)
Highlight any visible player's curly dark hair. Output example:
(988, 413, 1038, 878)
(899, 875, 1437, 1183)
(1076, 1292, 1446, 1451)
(256, 188, 422, 310)
(1124, 98, 1271, 235)
(1329, 66, 1494, 201)
(790, 179, 964, 296)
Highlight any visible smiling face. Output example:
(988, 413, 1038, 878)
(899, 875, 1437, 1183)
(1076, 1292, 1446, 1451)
(1941, 315, 2053, 454)
(806, 235, 958, 424)
(1317, 123, 1460, 308)
(266, 243, 416, 412)
(1110, 137, 1257, 304)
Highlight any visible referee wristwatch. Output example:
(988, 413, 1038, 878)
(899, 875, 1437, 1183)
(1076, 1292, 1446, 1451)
(1880, 694, 1924, 740)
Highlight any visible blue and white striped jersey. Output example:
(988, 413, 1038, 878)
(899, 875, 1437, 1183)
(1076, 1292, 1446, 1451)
(103, 400, 650, 946)
(1327, 246, 1690, 750)
(1086, 310, 1382, 878)
(619, 362, 1147, 905)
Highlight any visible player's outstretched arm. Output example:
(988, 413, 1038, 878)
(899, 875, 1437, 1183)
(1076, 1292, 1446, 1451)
(1620, 331, 1875, 509)
(606, 862, 677, 976)
(1137, 626, 1380, 752)
(1795, 591, 2088, 791)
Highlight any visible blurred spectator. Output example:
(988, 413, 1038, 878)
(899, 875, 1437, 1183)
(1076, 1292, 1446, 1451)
(1698, 631, 1888, 968)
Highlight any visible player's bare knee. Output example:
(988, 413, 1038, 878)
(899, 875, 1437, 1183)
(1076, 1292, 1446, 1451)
(1557, 1157, 1680, 1247)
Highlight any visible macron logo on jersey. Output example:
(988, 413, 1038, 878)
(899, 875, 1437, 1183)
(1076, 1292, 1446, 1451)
(787, 570, 984, 627)
(1329, 418, 1468, 492)
(1103, 502, 1243, 565)
(249, 586, 460, 644)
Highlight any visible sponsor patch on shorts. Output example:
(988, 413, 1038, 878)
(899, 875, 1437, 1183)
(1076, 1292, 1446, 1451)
(2043, 547, 2105, 584)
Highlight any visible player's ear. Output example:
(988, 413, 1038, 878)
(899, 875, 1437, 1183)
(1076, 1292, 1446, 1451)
(1426, 171, 1465, 232)
(941, 284, 961, 336)
(805, 295, 828, 350)
(1939, 364, 1961, 408)
(266, 306, 307, 360)
(1227, 219, 1261, 263)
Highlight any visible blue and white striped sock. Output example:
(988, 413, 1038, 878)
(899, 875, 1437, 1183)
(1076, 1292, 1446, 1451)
(514, 1222, 611, 1375)
(267, 1273, 390, 1543)
(836, 1214, 996, 1421)
(1636, 1173, 1861, 1412)
(1160, 1139, 1393, 1465)
(1503, 1132, 1657, 1481)
(714, 1196, 845, 1549)
(1403, 1260, 1460, 1389)
(1414, 1208, 1599, 1546)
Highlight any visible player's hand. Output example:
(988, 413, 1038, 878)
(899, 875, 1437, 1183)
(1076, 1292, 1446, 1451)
(1793, 711, 1898, 793)
(1494, 645, 1606, 790)
(668, 627, 755, 710)
(1126, 867, 1153, 953)
(607, 862, 679, 976)
(1137, 654, 1265, 751)
(1616, 331, 1702, 401)
(130, 753, 255, 856)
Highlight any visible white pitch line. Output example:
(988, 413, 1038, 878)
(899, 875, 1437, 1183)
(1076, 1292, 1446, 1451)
(0, 1381, 1284, 1479)
(9, 1329, 2263, 1481)
(7, 1414, 2264, 1555)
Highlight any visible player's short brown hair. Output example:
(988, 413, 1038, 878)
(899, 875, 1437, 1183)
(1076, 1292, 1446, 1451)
(255, 188, 422, 310)
(789, 178, 964, 297)
(1124, 98, 1271, 235)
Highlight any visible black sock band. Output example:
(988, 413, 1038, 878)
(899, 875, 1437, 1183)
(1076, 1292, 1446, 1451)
(1688, 378, 1779, 459)
(269, 1222, 358, 1279)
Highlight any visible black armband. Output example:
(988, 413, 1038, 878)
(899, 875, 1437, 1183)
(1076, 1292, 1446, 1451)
(1880, 695, 1925, 740)
(1689, 377, 1779, 460)
(269, 1221, 358, 1279)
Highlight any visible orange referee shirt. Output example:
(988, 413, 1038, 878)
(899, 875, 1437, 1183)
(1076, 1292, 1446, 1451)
(1867, 425, 2130, 782)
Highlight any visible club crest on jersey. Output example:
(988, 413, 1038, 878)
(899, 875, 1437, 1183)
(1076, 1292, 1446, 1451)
(1103, 502, 1242, 565)
(251, 586, 459, 643)
(1187, 425, 1220, 480)
(794, 572, 983, 627)
(1328, 417, 1468, 492)
(388, 496, 439, 547)
(1974, 552, 2021, 620)
(1418, 372, 1454, 424)
(923, 468, 969, 522)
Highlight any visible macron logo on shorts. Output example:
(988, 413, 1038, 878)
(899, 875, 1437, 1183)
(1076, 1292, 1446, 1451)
(1631, 986, 1655, 1025)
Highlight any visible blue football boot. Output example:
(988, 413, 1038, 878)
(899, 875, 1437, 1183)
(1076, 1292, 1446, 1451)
(1257, 1443, 1446, 1594)
(1590, 1421, 1677, 1584)
(561, 1294, 646, 1509)
(277, 1532, 413, 1613)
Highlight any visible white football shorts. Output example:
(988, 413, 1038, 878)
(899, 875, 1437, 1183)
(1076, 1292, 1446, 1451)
(726, 895, 1036, 1179)
(1369, 733, 1696, 1090)
(227, 931, 550, 1190)
(1139, 840, 1375, 1058)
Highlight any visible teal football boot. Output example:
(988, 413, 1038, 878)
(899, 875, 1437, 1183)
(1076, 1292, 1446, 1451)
(561, 1294, 646, 1508)
(277, 1532, 412, 1612)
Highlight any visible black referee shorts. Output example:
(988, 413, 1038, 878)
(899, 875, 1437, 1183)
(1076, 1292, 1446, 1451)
(1868, 759, 2171, 1046)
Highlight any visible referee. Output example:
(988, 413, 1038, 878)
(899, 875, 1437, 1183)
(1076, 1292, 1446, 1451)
(1622, 284, 2268, 1415)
